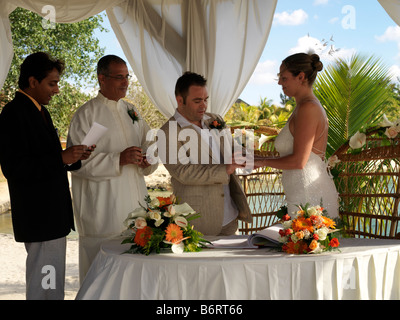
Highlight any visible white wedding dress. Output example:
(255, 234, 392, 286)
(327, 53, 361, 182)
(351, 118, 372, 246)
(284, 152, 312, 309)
(274, 123, 339, 218)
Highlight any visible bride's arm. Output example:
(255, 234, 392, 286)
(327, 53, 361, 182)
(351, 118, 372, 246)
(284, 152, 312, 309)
(255, 103, 320, 170)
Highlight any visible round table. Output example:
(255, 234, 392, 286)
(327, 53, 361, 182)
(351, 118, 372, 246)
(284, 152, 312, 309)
(76, 237, 400, 300)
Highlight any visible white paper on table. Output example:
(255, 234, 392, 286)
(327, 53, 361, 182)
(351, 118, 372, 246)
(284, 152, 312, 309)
(81, 122, 108, 146)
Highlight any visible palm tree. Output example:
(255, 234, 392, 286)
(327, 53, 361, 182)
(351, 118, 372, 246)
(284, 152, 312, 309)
(314, 53, 393, 157)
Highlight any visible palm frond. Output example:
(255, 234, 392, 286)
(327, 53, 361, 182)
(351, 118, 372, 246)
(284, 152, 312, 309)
(314, 53, 392, 157)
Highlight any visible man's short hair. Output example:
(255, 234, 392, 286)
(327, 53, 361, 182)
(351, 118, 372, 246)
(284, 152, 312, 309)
(175, 72, 207, 102)
(18, 52, 65, 90)
(97, 55, 126, 76)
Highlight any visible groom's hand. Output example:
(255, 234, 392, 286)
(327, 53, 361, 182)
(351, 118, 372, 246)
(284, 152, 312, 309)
(226, 151, 247, 175)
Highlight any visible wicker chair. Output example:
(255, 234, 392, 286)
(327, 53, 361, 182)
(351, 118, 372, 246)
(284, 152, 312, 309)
(333, 131, 400, 239)
(232, 126, 285, 234)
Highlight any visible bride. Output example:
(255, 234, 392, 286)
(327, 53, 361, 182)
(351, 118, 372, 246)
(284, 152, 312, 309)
(255, 52, 339, 218)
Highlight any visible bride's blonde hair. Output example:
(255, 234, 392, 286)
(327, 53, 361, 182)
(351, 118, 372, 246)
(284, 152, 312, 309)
(281, 53, 323, 85)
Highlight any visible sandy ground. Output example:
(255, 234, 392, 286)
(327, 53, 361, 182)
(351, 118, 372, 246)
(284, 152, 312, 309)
(0, 164, 171, 300)
(0, 233, 79, 300)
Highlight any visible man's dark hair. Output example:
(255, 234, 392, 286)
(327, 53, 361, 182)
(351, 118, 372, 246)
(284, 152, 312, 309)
(97, 55, 127, 76)
(175, 72, 207, 103)
(18, 52, 65, 89)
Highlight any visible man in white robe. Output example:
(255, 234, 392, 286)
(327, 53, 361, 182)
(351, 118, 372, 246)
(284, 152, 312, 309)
(67, 55, 157, 283)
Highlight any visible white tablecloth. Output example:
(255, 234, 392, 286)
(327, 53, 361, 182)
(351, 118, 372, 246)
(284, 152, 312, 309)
(76, 237, 400, 300)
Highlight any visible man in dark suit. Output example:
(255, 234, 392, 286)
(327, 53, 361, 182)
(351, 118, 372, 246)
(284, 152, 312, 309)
(0, 52, 93, 299)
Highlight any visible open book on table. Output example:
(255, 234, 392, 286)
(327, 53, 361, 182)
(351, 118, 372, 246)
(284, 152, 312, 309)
(208, 224, 283, 249)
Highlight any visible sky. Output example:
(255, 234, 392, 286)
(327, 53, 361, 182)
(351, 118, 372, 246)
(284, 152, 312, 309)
(95, 0, 400, 107)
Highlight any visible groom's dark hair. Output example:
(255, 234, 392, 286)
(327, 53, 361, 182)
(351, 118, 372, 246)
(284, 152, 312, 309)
(175, 72, 207, 104)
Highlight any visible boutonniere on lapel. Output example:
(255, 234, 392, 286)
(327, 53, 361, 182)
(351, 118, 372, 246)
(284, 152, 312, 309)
(127, 107, 140, 124)
(209, 119, 226, 130)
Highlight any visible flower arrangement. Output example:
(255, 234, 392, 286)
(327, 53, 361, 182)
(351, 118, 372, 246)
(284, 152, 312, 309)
(122, 195, 209, 255)
(127, 106, 140, 124)
(209, 118, 226, 130)
(347, 114, 400, 152)
(277, 203, 340, 254)
(327, 114, 400, 178)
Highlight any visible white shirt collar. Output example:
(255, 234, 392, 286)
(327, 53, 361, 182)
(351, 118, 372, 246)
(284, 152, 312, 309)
(173, 109, 211, 131)
(97, 92, 128, 112)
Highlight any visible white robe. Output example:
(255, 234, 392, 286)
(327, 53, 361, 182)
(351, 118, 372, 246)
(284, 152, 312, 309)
(67, 92, 157, 281)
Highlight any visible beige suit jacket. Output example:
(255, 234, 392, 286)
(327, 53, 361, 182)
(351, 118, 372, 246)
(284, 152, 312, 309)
(159, 112, 252, 235)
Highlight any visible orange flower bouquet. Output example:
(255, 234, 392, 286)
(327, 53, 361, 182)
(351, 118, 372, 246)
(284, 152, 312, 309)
(122, 195, 209, 255)
(277, 203, 340, 254)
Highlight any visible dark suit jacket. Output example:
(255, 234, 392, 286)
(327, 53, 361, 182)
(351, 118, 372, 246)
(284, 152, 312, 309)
(0, 92, 78, 242)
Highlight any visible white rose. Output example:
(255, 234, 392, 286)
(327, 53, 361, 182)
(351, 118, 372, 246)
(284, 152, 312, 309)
(149, 210, 162, 221)
(291, 234, 299, 243)
(307, 207, 317, 216)
(174, 216, 188, 228)
(349, 131, 366, 149)
(385, 126, 398, 139)
(171, 242, 185, 254)
(315, 227, 329, 241)
(150, 198, 160, 207)
(282, 220, 292, 229)
(134, 217, 147, 229)
(155, 219, 164, 227)
(303, 230, 311, 239)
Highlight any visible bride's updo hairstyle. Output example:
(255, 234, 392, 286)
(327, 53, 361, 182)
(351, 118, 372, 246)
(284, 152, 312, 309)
(281, 52, 323, 86)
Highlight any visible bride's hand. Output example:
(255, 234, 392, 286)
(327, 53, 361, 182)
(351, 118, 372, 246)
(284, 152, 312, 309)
(253, 158, 267, 169)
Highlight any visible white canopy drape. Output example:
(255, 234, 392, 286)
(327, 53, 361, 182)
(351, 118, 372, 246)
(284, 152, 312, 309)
(1, 0, 399, 117)
(107, 0, 277, 116)
(0, 0, 276, 117)
(0, 0, 124, 94)
(379, 0, 400, 26)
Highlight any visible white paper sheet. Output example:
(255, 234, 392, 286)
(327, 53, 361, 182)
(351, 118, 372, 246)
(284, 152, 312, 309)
(81, 122, 108, 146)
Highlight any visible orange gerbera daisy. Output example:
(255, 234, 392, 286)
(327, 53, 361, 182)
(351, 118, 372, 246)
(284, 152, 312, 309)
(134, 226, 153, 247)
(322, 216, 336, 229)
(157, 197, 173, 207)
(165, 223, 183, 244)
(292, 217, 314, 233)
(283, 240, 309, 254)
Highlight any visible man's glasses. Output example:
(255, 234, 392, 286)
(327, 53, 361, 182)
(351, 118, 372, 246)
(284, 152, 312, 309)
(105, 74, 132, 81)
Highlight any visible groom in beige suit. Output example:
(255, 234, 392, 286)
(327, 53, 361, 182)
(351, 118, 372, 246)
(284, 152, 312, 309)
(158, 72, 252, 236)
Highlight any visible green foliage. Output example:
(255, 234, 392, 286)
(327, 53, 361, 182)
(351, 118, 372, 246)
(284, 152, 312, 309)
(47, 82, 94, 139)
(314, 53, 393, 158)
(0, 8, 106, 138)
(224, 98, 293, 129)
(125, 79, 168, 129)
(385, 82, 400, 122)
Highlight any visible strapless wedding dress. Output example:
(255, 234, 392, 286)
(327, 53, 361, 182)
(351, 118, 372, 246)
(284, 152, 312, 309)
(274, 124, 339, 218)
